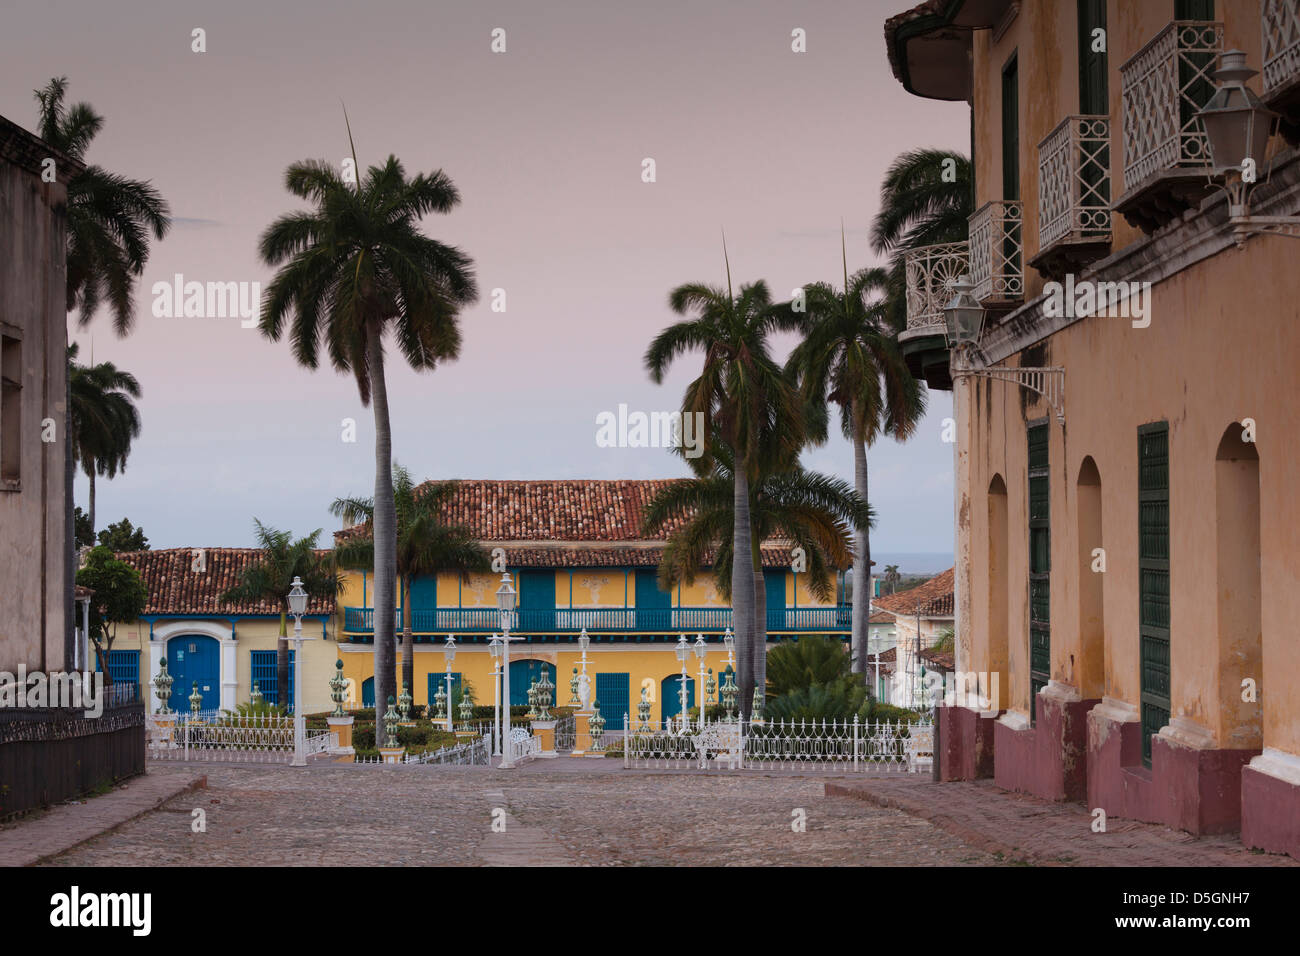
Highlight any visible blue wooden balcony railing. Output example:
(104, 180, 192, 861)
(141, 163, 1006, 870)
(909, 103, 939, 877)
(341, 605, 852, 634)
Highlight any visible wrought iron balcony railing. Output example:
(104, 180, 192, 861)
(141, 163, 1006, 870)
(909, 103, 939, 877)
(1037, 115, 1112, 251)
(903, 241, 969, 335)
(967, 200, 1023, 304)
(1120, 21, 1223, 191)
(341, 605, 853, 634)
(1263, 0, 1300, 94)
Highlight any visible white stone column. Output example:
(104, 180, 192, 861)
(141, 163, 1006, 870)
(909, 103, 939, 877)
(221, 636, 238, 712)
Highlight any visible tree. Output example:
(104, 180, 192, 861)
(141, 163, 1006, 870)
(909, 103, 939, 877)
(75, 546, 147, 683)
(220, 521, 341, 708)
(97, 518, 149, 552)
(641, 451, 870, 703)
(331, 467, 491, 699)
(882, 564, 901, 595)
(34, 78, 172, 334)
(73, 507, 95, 551)
(258, 144, 477, 744)
(766, 635, 853, 698)
(35, 77, 169, 668)
(68, 343, 141, 532)
(787, 246, 925, 682)
(869, 149, 973, 332)
(644, 254, 805, 712)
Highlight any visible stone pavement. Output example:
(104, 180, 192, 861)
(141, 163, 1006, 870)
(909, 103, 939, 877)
(826, 777, 1299, 866)
(0, 769, 206, 866)
(41, 760, 998, 866)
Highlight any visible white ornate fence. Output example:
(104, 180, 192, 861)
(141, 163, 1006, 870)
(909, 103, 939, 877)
(967, 200, 1023, 303)
(623, 715, 934, 773)
(147, 712, 333, 764)
(904, 241, 969, 334)
(1263, 0, 1300, 94)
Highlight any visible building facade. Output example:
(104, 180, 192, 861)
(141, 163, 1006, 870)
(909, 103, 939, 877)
(886, 0, 1300, 857)
(114, 479, 853, 725)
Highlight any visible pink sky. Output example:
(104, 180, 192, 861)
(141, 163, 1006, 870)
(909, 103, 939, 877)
(1, 0, 967, 557)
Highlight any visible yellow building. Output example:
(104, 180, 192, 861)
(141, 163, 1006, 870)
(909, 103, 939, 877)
(885, 0, 1300, 857)
(334, 479, 851, 729)
(111, 480, 851, 728)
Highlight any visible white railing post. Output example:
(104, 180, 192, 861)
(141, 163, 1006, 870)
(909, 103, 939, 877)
(853, 714, 860, 772)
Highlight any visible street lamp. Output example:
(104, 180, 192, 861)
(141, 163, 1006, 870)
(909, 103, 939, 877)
(943, 274, 1065, 425)
(1194, 50, 1300, 246)
(488, 635, 502, 755)
(287, 576, 309, 767)
(496, 572, 518, 768)
(674, 634, 690, 731)
(443, 634, 457, 732)
(693, 634, 708, 730)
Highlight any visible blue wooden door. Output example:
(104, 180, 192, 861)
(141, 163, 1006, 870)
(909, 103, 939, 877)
(508, 660, 555, 707)
(635, 569, 672, 630)
(595, 672, 630, 730)
(518, 572, 555, 631)
(764, 569, 786, 631)
(362, 676, 374, 708)
(167, 635, 219, 712)
(661, 675, 695, 720)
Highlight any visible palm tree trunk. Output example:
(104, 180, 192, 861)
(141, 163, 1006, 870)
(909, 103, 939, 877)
(277, 610, 289, 709)
(87, 468, 96, 536)
(367, 322, 397, 746)
(732, 467, 756, 718)
(752, 558, 767, 711)
(401, 576, 414, 706)
(64, 373, 76, 671)
(851, 407, 870, 680)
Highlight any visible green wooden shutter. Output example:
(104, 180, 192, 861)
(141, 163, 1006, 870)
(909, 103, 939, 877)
(1138, 422, 1171, 767)
(1002, 55, 1020, 201)
(1077, 0, 1109, 115)
(1028, 423, 1051, 723)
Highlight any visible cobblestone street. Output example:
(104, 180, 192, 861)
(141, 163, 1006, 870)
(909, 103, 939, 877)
(43, 762, 997, 867)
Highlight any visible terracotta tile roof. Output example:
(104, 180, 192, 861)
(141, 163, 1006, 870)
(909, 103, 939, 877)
(868, 610, 895, 625)
(872, 567, 954, 618)
(921, 647, 955, 671)
(336, 479, 689, 544)
(116, 548, 335, 616)
(872, 647, 897, 664)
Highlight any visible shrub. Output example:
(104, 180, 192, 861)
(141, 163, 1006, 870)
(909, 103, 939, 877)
(765, 678, 868, 722)
(765, 636, 851, 698)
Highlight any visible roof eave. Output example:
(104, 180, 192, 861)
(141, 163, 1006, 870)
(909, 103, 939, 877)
(884, 0, 1013, 102)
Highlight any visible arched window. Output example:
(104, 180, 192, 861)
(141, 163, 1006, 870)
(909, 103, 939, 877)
(1215, 424, 1261, 749)
(987, 474, 1009, 711)
(1077, 457, 1105, 699)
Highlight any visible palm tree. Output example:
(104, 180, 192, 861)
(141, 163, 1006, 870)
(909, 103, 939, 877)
(220, 521, 341, 708)
(644, 254, 805, 711)
(67, 344, 141, 534)
(787, 243, 926, 683)
(35, 77, 170, 664)
(34, 77, 172, 335)
(331, 466, 491, 699)
(883, 564, 902, 595)
(258, 146, 477, 743)
(869, 149, 973, 332)
(641, 454, 870, 703)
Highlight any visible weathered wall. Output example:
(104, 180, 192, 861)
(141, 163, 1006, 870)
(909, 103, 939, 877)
(0, 158, 69, 674)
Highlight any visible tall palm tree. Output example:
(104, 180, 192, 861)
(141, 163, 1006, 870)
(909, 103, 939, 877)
(869, 148, 973, 332)
(220, 521, 341, 708)
(67, 343, 141, 534)
(259, 146, 477, 743)
(34, 77, 172, 335)
(35, 77, 170, 667)
(331, 466, 491, 699)
(883, 564, 902, 595)
(644, 254, 805, 711)
(787, 244, 926, 682)
(641, 454, 871, 704)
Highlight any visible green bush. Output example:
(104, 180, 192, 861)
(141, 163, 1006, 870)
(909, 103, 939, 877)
(865, 701, 925, 723)
(766, 636, 852, 697)
(765, 678, 869, 722)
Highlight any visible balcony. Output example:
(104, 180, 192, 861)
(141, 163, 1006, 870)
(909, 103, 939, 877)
(967, 200, 1023, 306)
(897, 241, 968, 390)
(341, 605, 853, 636)
(1262, 0, 1300, 143)
(1115, 20, 1224, 233)
(1030, 115, 1112, 280)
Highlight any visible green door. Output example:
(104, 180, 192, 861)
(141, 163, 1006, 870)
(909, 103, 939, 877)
(1028, 423, 1051, 723)
(634, 569, 671, 631)
(1138, 423, 1171, 767)
(595, 673, 630, 731)
(518, 571, 555, 631)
